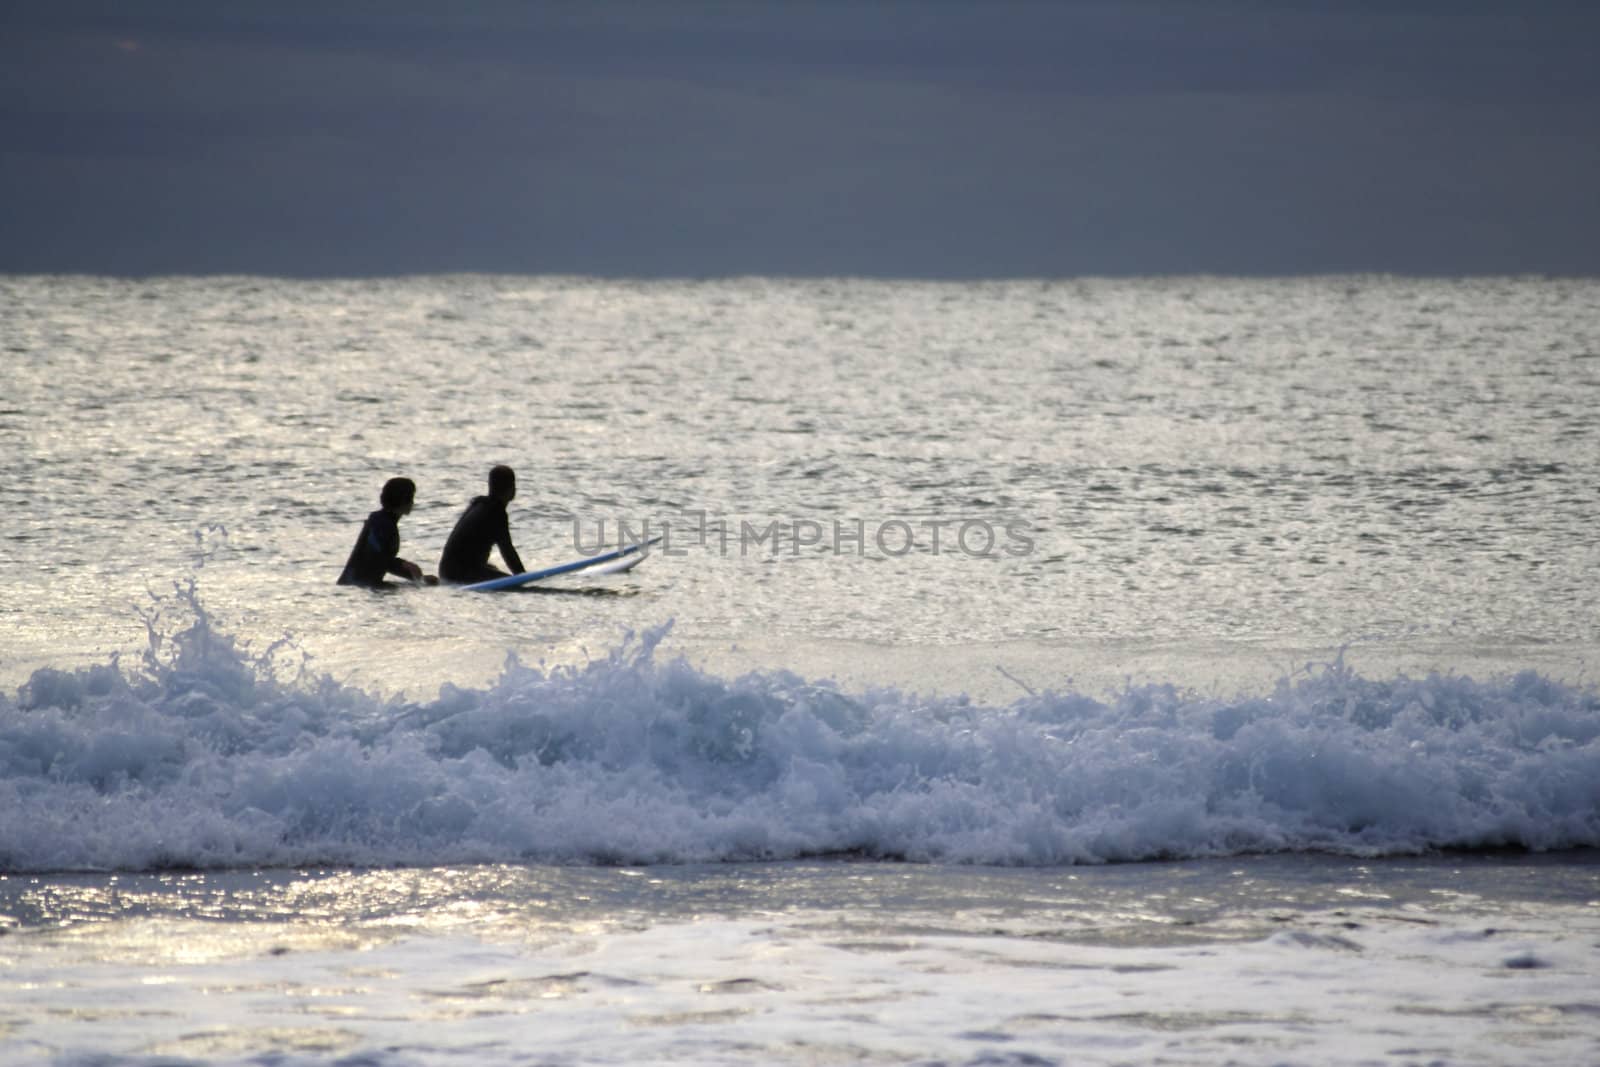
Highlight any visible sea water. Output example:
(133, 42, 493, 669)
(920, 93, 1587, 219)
(1, 275, 1598, 1064)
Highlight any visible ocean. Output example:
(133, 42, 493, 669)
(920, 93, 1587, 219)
(2, 274, 1597, 1065)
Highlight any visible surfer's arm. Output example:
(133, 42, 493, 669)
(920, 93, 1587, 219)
(498, 537, 525, 575)
(372, 513, 431, 582)
(494, 510, 524, 573)
(389, 557, 434, 583)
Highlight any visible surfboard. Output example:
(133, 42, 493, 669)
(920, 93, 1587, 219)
(458, 536, 664, 592)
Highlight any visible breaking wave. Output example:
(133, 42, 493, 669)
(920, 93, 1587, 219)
(2, 585, 1597, 872)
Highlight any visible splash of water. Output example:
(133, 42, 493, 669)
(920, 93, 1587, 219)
(2, 585, 1597, 873)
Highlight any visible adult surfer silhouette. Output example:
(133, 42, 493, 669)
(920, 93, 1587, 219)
(438, 464, 526, 584)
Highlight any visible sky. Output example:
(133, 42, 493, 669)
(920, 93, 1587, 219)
(3, 1, 1598, 278)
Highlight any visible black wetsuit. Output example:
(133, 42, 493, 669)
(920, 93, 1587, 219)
(438, 496, 525, 583)
(337, 509, 415, 587)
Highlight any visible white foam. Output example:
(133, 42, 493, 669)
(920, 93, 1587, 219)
(2, 589, 1597, 873)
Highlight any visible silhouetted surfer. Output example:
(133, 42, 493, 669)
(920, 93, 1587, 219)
(337, 476, 436, 587)
(438, 464, 526, 584)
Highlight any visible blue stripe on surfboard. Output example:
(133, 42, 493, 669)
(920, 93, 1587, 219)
(459, 536, 664, 591)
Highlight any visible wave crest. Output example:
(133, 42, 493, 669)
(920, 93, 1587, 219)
(3, 588, 1597, 872)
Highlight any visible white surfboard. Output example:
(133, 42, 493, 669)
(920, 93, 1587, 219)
(459, 536, 663, 592)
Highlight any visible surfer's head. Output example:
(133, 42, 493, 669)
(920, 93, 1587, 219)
(380, 476, 416, 514)
(489, 464, 516, 501)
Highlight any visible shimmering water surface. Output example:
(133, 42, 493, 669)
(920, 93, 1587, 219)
(2, 274, 1599, 1066)
(5, 275, 1598, 696)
